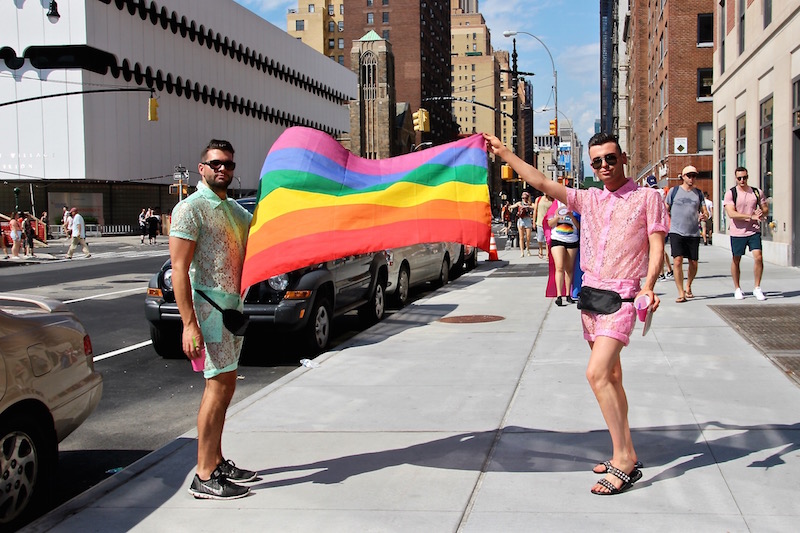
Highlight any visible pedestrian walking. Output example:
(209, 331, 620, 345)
(65, 207, 91, 259)
(62, 206, 72, 239)
(701, 191, 713, 245)
(22, 212, 35, 257)
(485, 131, 667, 495)
(547, 200, 580, 306)
(533, 193, 553, 259)
(509, 192, 535, 257)
(139, 208, 147, 243)
(147, 209, 160, 244)
(665, 166, 709, 302)
(9, 212, 22, 259)
(170, 139, 255, 500)
(723, 166, 769, 300)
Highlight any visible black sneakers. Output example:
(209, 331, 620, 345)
(188, 467, 250, 500)
(217, 459, 257, 483)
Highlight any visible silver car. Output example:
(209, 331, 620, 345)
(385, 243, 452, 307)
(0, 294, 103, 528)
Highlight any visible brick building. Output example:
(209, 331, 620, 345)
(625, 0, 714, 194)
(341, 0, 458, 145)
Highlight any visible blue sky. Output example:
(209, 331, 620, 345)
(233, 0, 600, 165)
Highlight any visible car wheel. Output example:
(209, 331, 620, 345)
(0, 413, 55, 528)
(150, 324, 184, 359)
(359, 275, 386, 326)
(302, 296, 332, 354)
(450, 247, 465, 280)
(433, 257, 450, 288)
(391, 265, 410, 308)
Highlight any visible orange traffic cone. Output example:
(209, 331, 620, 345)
(487, 233, 499, 261)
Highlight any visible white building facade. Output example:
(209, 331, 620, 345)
(1, 0, 355, 225)
(713, 0, 798, 266)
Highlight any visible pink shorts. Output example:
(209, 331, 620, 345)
(580, 275, 640, 346)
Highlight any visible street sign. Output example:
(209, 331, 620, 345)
(547, 164, 556, 171)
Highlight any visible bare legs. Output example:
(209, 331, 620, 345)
(673, 256, 697, 299)
(551, 245, 576, 298)
(519, 226, 532, 256)
(731, 251, 764, 290)
(196, 370, 237, 480)
(586, 336, 637, 492)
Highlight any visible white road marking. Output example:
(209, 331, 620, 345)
(93, 340, 153, 362)
(65, 286, 147, 304)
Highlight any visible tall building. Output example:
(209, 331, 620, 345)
(341, 0, 457, 145)
(450, 6, 500, 138)
(625, 0, 714, 193)
(288, 2, 346, 65)
(599, 0, 620, 136)
(713, 0, 796, 266)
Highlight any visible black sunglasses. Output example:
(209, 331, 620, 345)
(736, 175, 748, 180)
(201, 159, 236, 171)
(684, 172, 698, 178)
(590, 153, 618, 169)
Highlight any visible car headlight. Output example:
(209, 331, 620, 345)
(162, 268, 173, 291)
(268, 273, 289, 291)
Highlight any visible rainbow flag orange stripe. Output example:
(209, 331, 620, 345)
(241, 127, 491, 291)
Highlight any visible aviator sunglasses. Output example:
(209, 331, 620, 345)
(590, 153, 618, 169)
(201, 159, 236, 171)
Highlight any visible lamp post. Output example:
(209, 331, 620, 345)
(503, 30, 558, 144)
(13, 187, 21, 214)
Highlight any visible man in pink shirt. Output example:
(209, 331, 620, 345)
(723, 166, 769, 300)
(485, 131, 667, 495)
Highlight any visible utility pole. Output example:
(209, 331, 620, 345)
(173, 165, 188, 202)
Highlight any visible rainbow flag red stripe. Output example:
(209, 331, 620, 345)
(241, 127, 491, 291)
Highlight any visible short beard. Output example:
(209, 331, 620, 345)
(204, 176, 231, 194)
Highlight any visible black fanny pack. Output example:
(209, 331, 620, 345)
(576, 286, 634, 315)
(195, 289, 249, 336)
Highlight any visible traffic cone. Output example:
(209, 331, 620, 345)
(487, 233, 499, 261)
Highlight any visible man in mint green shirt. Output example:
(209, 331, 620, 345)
(170, 139, 254, 500)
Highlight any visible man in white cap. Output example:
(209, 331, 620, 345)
(66, 207, 91, 259)
(665, 165, 709, 302)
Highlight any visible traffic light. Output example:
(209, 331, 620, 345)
(413, 109, 422, 131)
(169, 184, 188, 195)
(148, 97, 159, 121)
(549, 119, 557, 136)
(501, 164, 513, 181)
(420, 108, 431, 132)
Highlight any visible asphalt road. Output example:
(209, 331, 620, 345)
(1, 244, 299, 526)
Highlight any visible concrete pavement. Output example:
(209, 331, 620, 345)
(25, 242, 800, 532)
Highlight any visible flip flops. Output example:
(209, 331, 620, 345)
(675, 296, 687, 303)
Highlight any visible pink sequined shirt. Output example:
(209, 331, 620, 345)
(567, 179, 668, 282)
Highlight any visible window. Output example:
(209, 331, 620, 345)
(697, 14, 713, 45)
(718, 127, 727, 233)
(296, 19, 305, 31)
(764, 0, 772, 28)
(339, 21, 344, 31)
(338, 55, 344, 65)
(698, 123, 712, 152)
(367, 13, 374, 24)
(308, 3, 315, 12)
(382, 30, 389, 40)
(736, 114, 746, 167)
(338, 38, 344, 49)
(698, 69, 713, 98)
(328, 39, 334, 49)
(382, 12, 389, 23)
(340, 4, 344, 15)
(328, 21, 335, 33)
(720, 1, 726, 73)
(366, 0, 373, 5)
(760, 96, 774, 239)
(328, 4, 334, 15)
(383, 0, 389, 4)
(738, 0, 745, 54)
(471, 64, 475, 71)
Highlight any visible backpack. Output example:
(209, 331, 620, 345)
(730, 186, 760, 208)
(667, 186, 704, 213)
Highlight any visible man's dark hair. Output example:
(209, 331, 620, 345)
(201, 139, 235, 159)
(588, 132, 621, 152)
(734, 166, 748, 174)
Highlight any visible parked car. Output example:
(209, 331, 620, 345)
(145, 198, 389, 357)
(385, 243, 452, 308)
(0, 293, 103, 529)
(447, 243, 478, 277)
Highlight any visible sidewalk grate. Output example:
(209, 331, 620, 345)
(488, 263, 548, 278)
(709, 304, 800, 352)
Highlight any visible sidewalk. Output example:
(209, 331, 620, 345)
(1, 235, 163, 266)
(25, 244, 800, 532)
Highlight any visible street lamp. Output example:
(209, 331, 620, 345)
(46, 1, 61, 23)
(503, 30, 558, 143)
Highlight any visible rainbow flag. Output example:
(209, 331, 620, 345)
(241, 127, 491, 291)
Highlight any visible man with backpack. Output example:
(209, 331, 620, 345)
(723, 166, 768, 300)
(665, 165, 709, 302)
